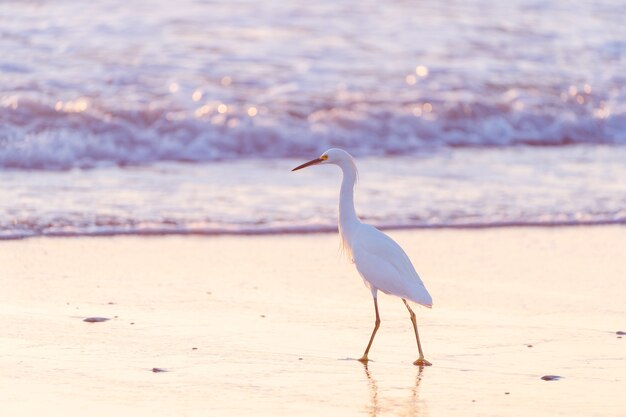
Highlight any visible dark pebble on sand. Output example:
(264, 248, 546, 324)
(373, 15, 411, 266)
(298, 357, 303, 360)
(616, 331, 625, 335)
(83, 317, 110, 323)
(505, 392, 510, 395)
(541, 375, 562, 381)
(130, 322, 135, 325)
(260, 314, 266, 318)
(152, 368, 168, 373)
(527, 344, 533, 348)
(192, 347, 198, 350)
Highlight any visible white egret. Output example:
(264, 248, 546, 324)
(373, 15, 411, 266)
(292, 148, 433, 366)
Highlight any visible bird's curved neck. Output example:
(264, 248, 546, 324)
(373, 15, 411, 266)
(339, 161, 360, 233)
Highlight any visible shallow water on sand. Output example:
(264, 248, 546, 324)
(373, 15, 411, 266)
(1, 227, 625, 416)
(3, 146, 626, 239)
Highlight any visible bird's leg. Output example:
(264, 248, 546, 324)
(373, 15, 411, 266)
(358, 297, 381, 363)
(402, 299, 432, 367)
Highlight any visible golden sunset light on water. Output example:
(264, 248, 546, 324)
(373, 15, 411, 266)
(2, 0, 625, 415)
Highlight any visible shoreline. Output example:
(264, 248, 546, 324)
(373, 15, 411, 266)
(3, 220, 625, 241)
(4, 146, 626, 243)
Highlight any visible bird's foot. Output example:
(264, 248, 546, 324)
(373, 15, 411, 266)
(413, 358, 432, 367)
(358, 356, 370, 364)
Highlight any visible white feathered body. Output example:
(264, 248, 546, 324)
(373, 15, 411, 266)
(342, 223, 433, 308)
(292, 148, 432, 363)
(332, 148, 432, 309)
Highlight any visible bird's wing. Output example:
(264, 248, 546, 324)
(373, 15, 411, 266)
(352, 224, 432, 307)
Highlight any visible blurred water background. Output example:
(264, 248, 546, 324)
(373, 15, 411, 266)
(1, 0, 625, 238)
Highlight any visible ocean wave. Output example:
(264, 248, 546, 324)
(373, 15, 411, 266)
(2, 0, 626, 170)
(1, 95, 625, 170)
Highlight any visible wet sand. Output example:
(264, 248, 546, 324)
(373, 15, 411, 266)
(1, 226, 625, 416)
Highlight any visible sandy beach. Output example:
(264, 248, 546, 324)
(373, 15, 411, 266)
(1, 226, 624, 416)
(4, 0, 625, 415)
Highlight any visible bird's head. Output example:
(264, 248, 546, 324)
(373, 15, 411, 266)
(291, 148, 354, 171)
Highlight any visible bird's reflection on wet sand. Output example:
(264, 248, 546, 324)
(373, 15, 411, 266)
(362, 363, 425, 417)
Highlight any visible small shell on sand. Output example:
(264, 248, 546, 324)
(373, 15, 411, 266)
(541, 375, 562, 381)
(83, 317, 110, 323)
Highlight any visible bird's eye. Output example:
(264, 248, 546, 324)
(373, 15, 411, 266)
(321, 155, 328, 161)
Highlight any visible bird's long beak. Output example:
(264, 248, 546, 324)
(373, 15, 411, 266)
(291, 157, 324, 171)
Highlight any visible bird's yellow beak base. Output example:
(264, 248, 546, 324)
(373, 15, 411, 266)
(291, 157, 324, 171)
